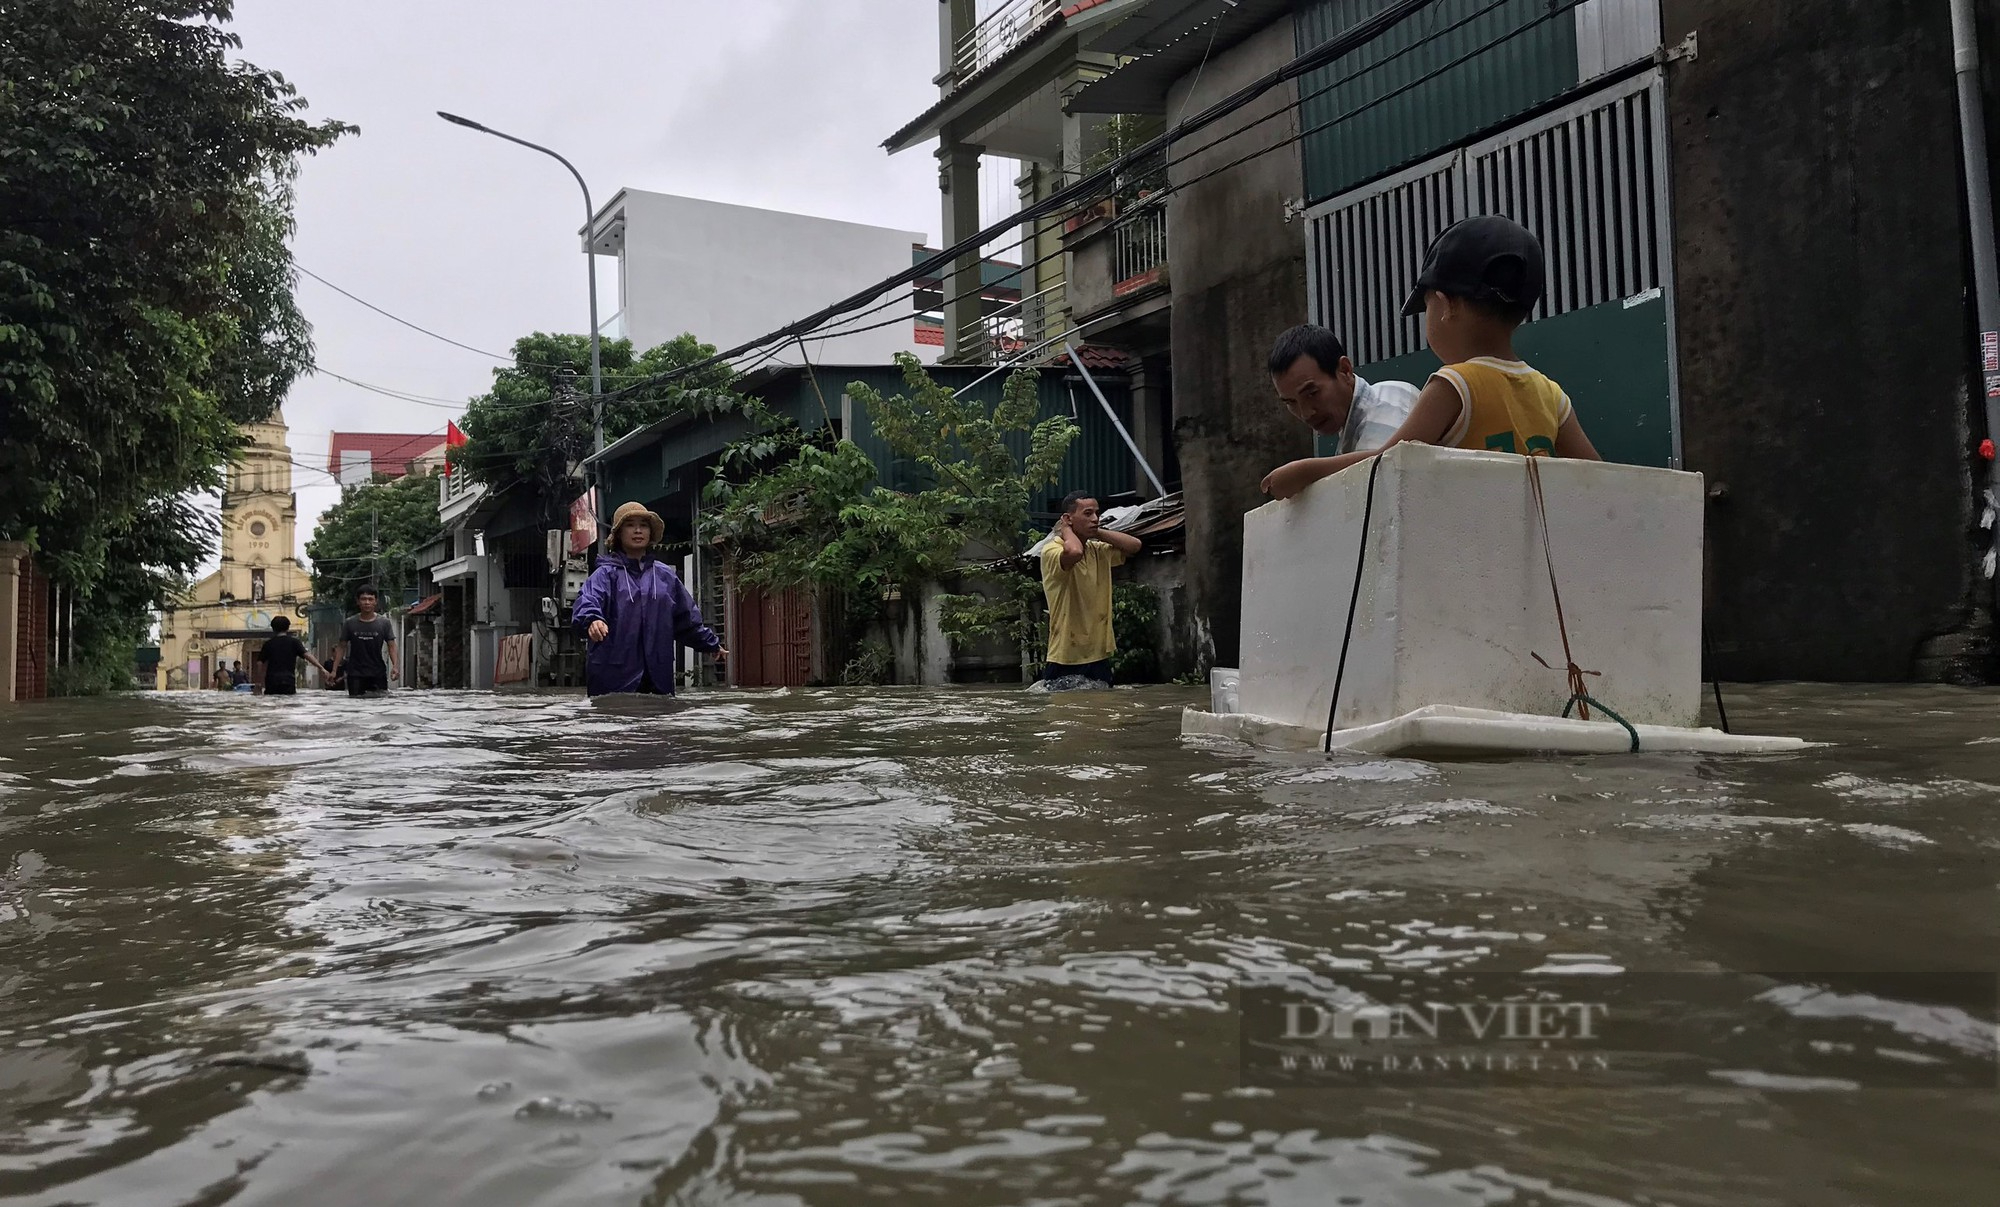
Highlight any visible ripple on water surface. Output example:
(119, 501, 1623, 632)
(0, 684, 1995, 1206)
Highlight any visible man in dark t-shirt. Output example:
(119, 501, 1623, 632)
(330, 586, 399, 697)
(255, 615, 328, 696)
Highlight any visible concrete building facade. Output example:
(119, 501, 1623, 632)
(157, 412, 315, 689)
(1069, 0, 2000, 682)
(583, 189, 931, 366)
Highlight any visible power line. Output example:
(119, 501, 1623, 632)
(694, 0, 1594, 381)
(293, 263, 519, 361)
(309, 369, 468, 406)
(804, 0, 1535, 359)
(600, 0, 1443, 400)
(290, 263, 600, 371)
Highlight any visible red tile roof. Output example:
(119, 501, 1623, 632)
(328, 431, 448, 482)
(1049, 345, 1140, 372)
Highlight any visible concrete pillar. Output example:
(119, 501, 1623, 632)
(938, 138, 985, 362)
(0, 542, 24, 703)
(1016, 161, 1062, 347)
(939, 0, 975, 89)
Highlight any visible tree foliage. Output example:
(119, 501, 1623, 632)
(305, 470, 445, 610)
(0, 0, 349, 567)
(0, 0, 348, 692)
(54, 498, 218, 696)
(451, 332, 745, 515)
(703, 354, 1078, 664)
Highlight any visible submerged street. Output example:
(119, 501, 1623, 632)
(1, 686, 1994, 1205)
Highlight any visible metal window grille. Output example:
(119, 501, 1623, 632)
(1306, 70, 1668, 364)
(1114, 203, 1170, 286)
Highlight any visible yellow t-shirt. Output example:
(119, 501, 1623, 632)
(1040, 535, 1126, 666)
(1433, 357, 1573, 456)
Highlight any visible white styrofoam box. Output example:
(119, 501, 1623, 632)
(1237, 443, 1704, 734)
(1181, 704, 1806, 756)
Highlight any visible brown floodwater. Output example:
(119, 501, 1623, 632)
(0, 684, 1995, 1206)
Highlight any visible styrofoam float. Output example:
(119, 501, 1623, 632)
(1182, 444, 1806, 757)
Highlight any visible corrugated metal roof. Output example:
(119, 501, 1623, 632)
(1068, 0, 1296, 115)
(883, 11, 1073, 153)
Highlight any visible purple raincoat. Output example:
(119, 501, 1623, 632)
(573, 554, 720, 697)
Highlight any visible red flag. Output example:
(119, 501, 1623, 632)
(568, 493, 597, 555)
(445, 421, 468, 477)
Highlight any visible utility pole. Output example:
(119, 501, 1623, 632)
(370, 509, 381, 597)
(437, 111, 604, 534)
(1951, 0, 2000, 572)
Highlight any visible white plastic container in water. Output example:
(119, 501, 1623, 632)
(1209, 667, 1239, 716)
(1184, 444, 1804, 756)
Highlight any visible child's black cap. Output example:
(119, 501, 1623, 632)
(1401, 215, 1545, 317)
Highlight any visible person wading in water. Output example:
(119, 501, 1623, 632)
(255, 615, 328, 696)
(574, 502, 727, 697)
(1038, 492, 1144, 690)
(328, 586, 398, 697)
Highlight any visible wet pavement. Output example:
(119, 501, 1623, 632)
(0, 684, 1995, 1206)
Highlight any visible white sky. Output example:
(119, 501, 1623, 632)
(223, 0, 1020, 563)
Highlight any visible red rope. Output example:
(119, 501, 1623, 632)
(1525, 456, 1599, 720)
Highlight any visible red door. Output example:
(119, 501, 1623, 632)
(732, 584, 813, 688)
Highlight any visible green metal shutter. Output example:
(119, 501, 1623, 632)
(1296, 0, 1582, 203)
(1307, 69, 1680, 468)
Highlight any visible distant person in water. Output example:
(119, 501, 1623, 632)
(1039, 492, 1143, 690)
(256, 616, 328, 697)
(212, 665, 232, 691)
(329, 587, 398, 696)
(574, 502, 726, 697)
(229, 660, 249, 688)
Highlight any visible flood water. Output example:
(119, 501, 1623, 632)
(1, 684, 1995, 1206)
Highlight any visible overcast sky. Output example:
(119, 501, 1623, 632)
(226, 0, 995, 562)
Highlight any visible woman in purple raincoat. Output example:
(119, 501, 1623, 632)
(574, 502, 727, 697)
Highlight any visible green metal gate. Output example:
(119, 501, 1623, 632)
(1306, 69, 1680, 468)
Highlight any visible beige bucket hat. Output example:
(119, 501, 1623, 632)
(606, 501, 665, 549)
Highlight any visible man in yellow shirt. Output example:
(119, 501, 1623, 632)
(1039, 492, 1143, 689)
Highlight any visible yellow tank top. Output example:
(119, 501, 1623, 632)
(1433, 358, 1573, 456)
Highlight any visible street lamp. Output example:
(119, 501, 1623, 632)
(437, 111, 606, 514)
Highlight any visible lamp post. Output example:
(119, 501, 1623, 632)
(437, 111, 606, 521)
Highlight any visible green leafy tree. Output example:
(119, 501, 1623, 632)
(703, 354, 1078, 675)
(1, 0, 348, 693)
(305, 470, 445, 610)
(451, 332, 747, 517)
(0, 0, 349, 570)
(54, 498, 218, 696)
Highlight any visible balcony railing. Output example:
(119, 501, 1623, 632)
(953, 0, 1064, 81)
(958, 280, 1067, 365)
(1114, 202, 1169, 287)
(440, 468, 487, 514)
